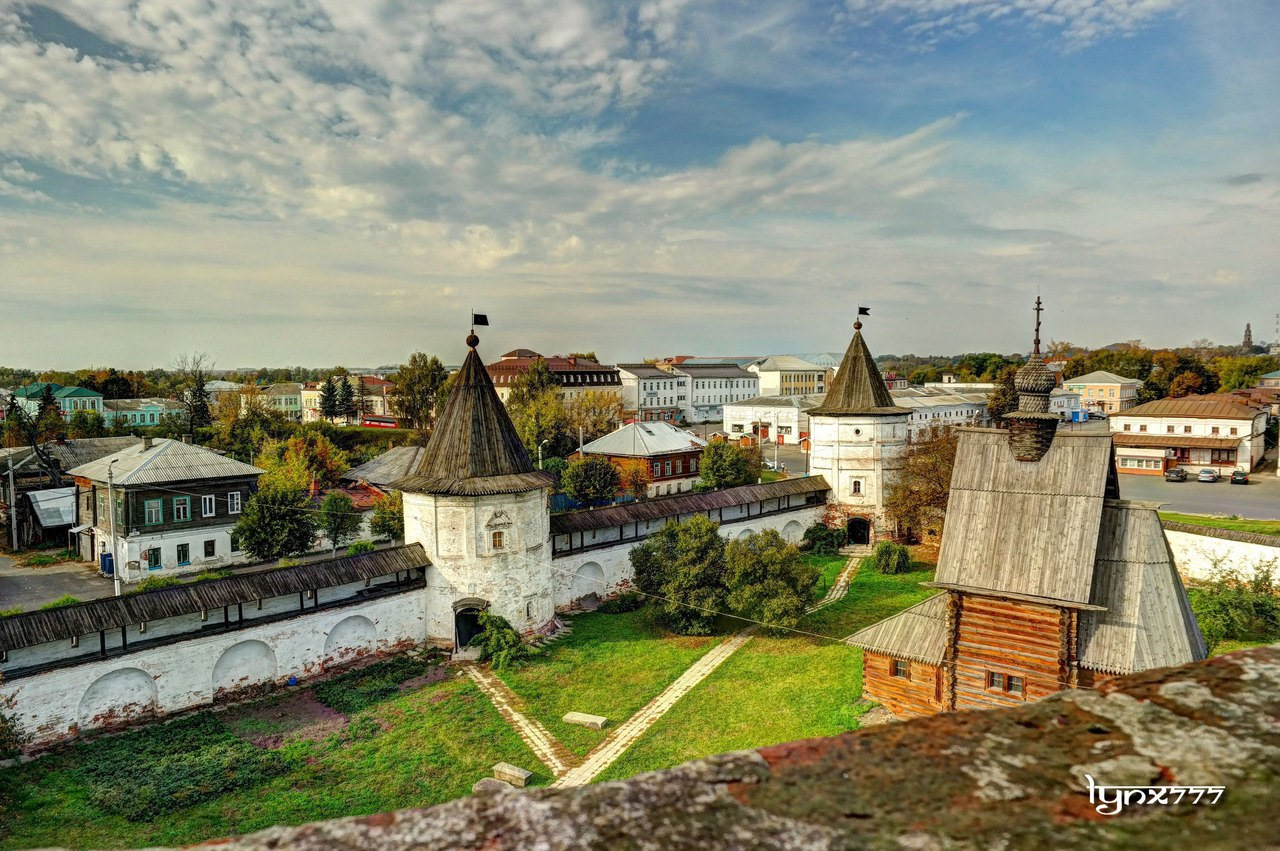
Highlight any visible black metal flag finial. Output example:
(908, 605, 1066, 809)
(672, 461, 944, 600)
(467, 311, 489, 349)
(854, 306, 870, 331)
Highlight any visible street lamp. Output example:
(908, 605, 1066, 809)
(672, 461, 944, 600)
(538, 439, 550, 470)
(106, 458, 121, 596)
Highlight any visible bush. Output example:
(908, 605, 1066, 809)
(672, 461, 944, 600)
(870, 541, 912, 575)
(276, 557, 300, 568)
(469, 611, 531, 670)
(38, 595, 81, 610)
(597, 591, 645, 614)
(192, 568, 232, 582)
(803, 523, 845, 556)
(0, 608, 22, 618)
(1188, 566, 1279, 654)
(311, 656, 433, 715)
(130, 575, 183, 593)
(347, 540, 377, 556)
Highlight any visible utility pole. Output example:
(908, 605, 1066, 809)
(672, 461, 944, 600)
(7, 454, 16, 551)
(107, 459, 120, 597)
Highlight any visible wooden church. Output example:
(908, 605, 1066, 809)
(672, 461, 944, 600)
(848, 301, 1206, 717)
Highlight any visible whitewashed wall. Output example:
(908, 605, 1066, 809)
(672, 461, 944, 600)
(1165, 529, 1280, 581)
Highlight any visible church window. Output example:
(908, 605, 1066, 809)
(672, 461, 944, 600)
(890, 659, 909, 678)
(526, 601, 533, 619)
(492, 530, 505, 550)
(851, 481, 862, 496)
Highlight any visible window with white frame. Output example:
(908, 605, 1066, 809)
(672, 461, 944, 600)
(202, 494, 216, 517)
(228, 491, 242, 513)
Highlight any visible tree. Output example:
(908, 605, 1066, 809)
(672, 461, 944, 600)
(36, 383, 58, 420)
(336, 378, 356, 422)
(233, 487, 318, 562)
(1168, 371, 1205, 398)
(541, 456, 569, 492)
(317, 376, 338, 421)
(390, 353, 450, 430)
(567, 352, 599, 362)
(68, 409, 106, 439)
(629, 515, 727, 635)
(319, 492, 362, 555)
(884, 425, 959, 542)
(562, 456, 621, 504)
(510, 388, 571, 459)
(354, 375, 370, 418)
(1210, 355, 1280, 391)
(724, 529, 816, 633)
(566, 390, 624, 444)
(175, 352, 214, 433)
(370, 491, 405, 541)
(255, 432, 350, 491)
(433, 372, 458, 422)
(985, 365, 1019, 426)
(506, 358, 559, 409)
(695, 441, 753, 491)
(616, 458, 653, 500)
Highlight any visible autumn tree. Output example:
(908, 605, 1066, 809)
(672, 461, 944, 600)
(566, 390, 624, 444)
(629, 515, 727, 635)
(985, 365, 1019, 426)
(390, 353, 450, 430)
(562, 456, 621, 505)
(370, 490, 405, 541)
(616, 458, 653, 500)
(255, 432, 350, 491)
(724, 529, 817, 632)
(884, 426, 959, 542)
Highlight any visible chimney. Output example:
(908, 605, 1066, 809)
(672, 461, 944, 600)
(182, 434, 192, 445)
(142, 437, 153, 450)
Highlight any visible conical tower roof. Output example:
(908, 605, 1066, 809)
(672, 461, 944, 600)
(392, 333, 554, 496)
(810, 317, 910, 417)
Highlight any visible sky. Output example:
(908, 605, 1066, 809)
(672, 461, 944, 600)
(0, 0, 1277, 370)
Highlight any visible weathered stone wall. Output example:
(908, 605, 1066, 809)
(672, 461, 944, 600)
(1164, 526, 1280, 581)
(807, 415, 907, 538)
(198, 645, 1280, 851)
(4, 590, 427, 747)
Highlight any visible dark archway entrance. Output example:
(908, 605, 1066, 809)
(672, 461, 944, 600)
(847, 517, 871, 546)
(455, 608, 483, 649)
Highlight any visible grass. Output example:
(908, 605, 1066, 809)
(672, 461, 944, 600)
(495, 608, 721, 756)
(14, 548, 77, 567)
(596, 564, 938, 782)
(1159, 512, 1280, 536)
(806, 553, 849, 600)
(1211, 638, 1275, 657)
(0, 676, 541, 850)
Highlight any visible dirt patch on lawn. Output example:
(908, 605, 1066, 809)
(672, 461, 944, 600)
(225, 689, 349, 749)
(398, 665, 450, 692)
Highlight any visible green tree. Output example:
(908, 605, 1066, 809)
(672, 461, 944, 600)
(511, 388, 571, 459)
(319, 376, 339, 420)
(562, 456, 620, 504)
(541, 456, 569, 492)
(232, 487, 317, 562)
(36, 383, 58, 419)
(470, 611, 531, 670)
(506, 358, 559, 409)
(319, 492, 363, 555)
(336, 379, 356, 421)
(695, 441, 753, 490)
(566, 390, 624, 444)
(175, 352, 214, 432)
(255, 432, 350, 491)
(724, 529, 816, 632)
(390, 353, 450, 430)
(629, 515, 727, 635)
(370, 490, 405, 541)
(67, 409, 107, 438)
(884, 425, 959, 542)
(985, 365, 1019, 426)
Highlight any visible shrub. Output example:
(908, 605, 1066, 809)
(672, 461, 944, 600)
(38, 595, 81, 610)
(1188, 565, 1279, 654)
(0, 608, 22, 618)
(803, 522, 845, 556)
(870, 541, 912, 575)
(130, 575, 183, 593)
(470, 611, 531, 670)
(347, 540, 377, 556)
(192, 568, 232, 582)
(276, 557, 300, 568)
(311, 656, 433, 715)
(597, 591, 645, 614)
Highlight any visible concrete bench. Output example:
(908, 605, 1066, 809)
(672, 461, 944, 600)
(492, 762, 533, 787)
(563, 711, 608, 730)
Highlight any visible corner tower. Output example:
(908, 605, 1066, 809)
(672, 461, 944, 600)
(807, 312, 910, 545)
(393, 330, 556, 650)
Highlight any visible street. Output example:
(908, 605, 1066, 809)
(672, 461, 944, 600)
(0, 554, 116, 612)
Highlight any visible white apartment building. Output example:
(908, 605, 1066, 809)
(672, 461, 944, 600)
(667, 364, 759, 424)
(1109, 396, 1269, 474)
(616, 364, 688, 422)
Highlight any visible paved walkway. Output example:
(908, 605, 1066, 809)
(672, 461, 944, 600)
(810, 554, 859, 613)
(0, 555, 115, 610)
(463, 666, 571, 777)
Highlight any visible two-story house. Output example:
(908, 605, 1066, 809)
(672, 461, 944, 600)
(1109, 396, 1269, 474)
(13, 383, 104, 420)
(103, 398, 186, 428)
(748, 356, 828, 397)
(579, 421, 707, 497)
(617, 364, 687, 423)
(667, 364, 759, 424)
(1062, 370, 1142, 415)
(68, 438, 264, 581)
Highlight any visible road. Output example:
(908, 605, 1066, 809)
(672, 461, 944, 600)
(0, 554, 116, 612)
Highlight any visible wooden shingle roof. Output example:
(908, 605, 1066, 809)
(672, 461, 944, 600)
(846, 593, 948, 664)
(809, 324, 909, 417)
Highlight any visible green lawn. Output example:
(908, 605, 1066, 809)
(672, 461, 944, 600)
(596, 566, 938, 782)
(1211, 638, 1276, 657)
(1159, 512, 1280, 536)
(495, 608, 721, 756)
(0, 676, 539, 850)
(808, 553, 850, 601)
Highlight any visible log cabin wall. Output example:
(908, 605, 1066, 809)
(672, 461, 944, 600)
(952, 595, 1070, 711)
(862, 652, 943, 718)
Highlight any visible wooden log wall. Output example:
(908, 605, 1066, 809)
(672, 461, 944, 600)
(863, 652, 943, 719)
(952, 595, 1070, 712)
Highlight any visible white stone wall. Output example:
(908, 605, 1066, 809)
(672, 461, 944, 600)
(404, 487, 556, 644)
(1165, 530, 1280, 581)
(807, 414, 908, 536)
(4, 591, 427, 747)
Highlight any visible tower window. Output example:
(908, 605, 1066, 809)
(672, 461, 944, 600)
(492, 530, 505, 550)
(851, 481, 862, 495)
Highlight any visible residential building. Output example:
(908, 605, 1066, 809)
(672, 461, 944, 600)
(486, 350, 622, 403)
(616, 364, 687, 423)
(1257, 369, 1280, 389)
(882, 372, 909, 390)
(103, 397, 186, 428)
(68, 437, 264, 581)
(1109, 396, 1268, 474)
(723, 395, 823, 445)
(923, 380, 996, 392)
(890, 388, 989, 438)
(246, 382, 303, 421)
(665, 363, 759, 424)
(1062, 370, 1142, 414)
(13, 383, 104, 420)
(1050, 388, 1084, 422)
(679, 356, 763, 368)
(748, 356, 828, 397)
(300, 375, 395, 423)
(579, 421, 707, 497)
(849, 308, 1204, 718)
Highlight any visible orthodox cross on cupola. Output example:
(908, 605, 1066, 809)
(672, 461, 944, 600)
(1032, 296, 1043, 357)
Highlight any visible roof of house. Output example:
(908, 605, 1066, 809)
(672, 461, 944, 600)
(1063, 371, 1142, 386)
(846, 594, 948, 664)
(25, 487, 76, 528)
(809, 325, 911, 417)
(669, 364, 757, 379)
(581, 421, 707, 458)
(1114, 396, 1264, 421)
(342, 445, 430, 487)
(616, 364, 671, 379)
(787, 352, 844, 367)
(1078, 502, 1207, 675)
(933, 429, 1116, 606)
(0, 437, 142, 476)
(103, 397, 183, 412)
(1259, 370, 1280, 379)
(725, 394, 825, 410)
(550, 475, 830, 535)
(262, 382, 303, 396)
(313, 481, 385, 511)
(67, 438, 263, 486)
(0, 544, 430, 652)
(751, 355, 826, 372)
(680, 356, 763, 367)
(15, 383, 103, 399)
(1112, 433, 1241, 450)
(393, 338, 554, 496)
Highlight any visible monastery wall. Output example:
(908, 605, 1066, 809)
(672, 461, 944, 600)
(1163, 527, 1280, 581)
(4, 590, 427, 748)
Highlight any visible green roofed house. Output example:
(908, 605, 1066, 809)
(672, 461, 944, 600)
(103, 397, 187, 428)
(13, 382, 104, 420)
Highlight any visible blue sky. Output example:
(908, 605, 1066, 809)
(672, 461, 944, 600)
(0, 0, 1276, 369)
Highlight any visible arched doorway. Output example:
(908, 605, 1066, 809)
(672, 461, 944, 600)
(847, 517, 871, 546)
(453, 598, 489, 650)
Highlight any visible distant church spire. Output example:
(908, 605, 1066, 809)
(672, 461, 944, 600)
(1244, 322, 1253, 351)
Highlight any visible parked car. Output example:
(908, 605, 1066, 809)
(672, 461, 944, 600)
(1164, 468, 1187, 482)
(1231, 469, 1249, 485)
(1197, 468, 1219, 482)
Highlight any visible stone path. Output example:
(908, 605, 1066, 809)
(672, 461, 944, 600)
(810, 554, 858, 613)
(463, 667, 571, 778)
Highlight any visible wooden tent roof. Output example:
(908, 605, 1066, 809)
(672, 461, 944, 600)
(809, 324, 909, 417)
(392, 339, 553, 496)
(845, 594, 948, 665)
(932, 429, 1116, 607)
(0, 544, 430, 652)
(1078, 502, 1207, 675)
